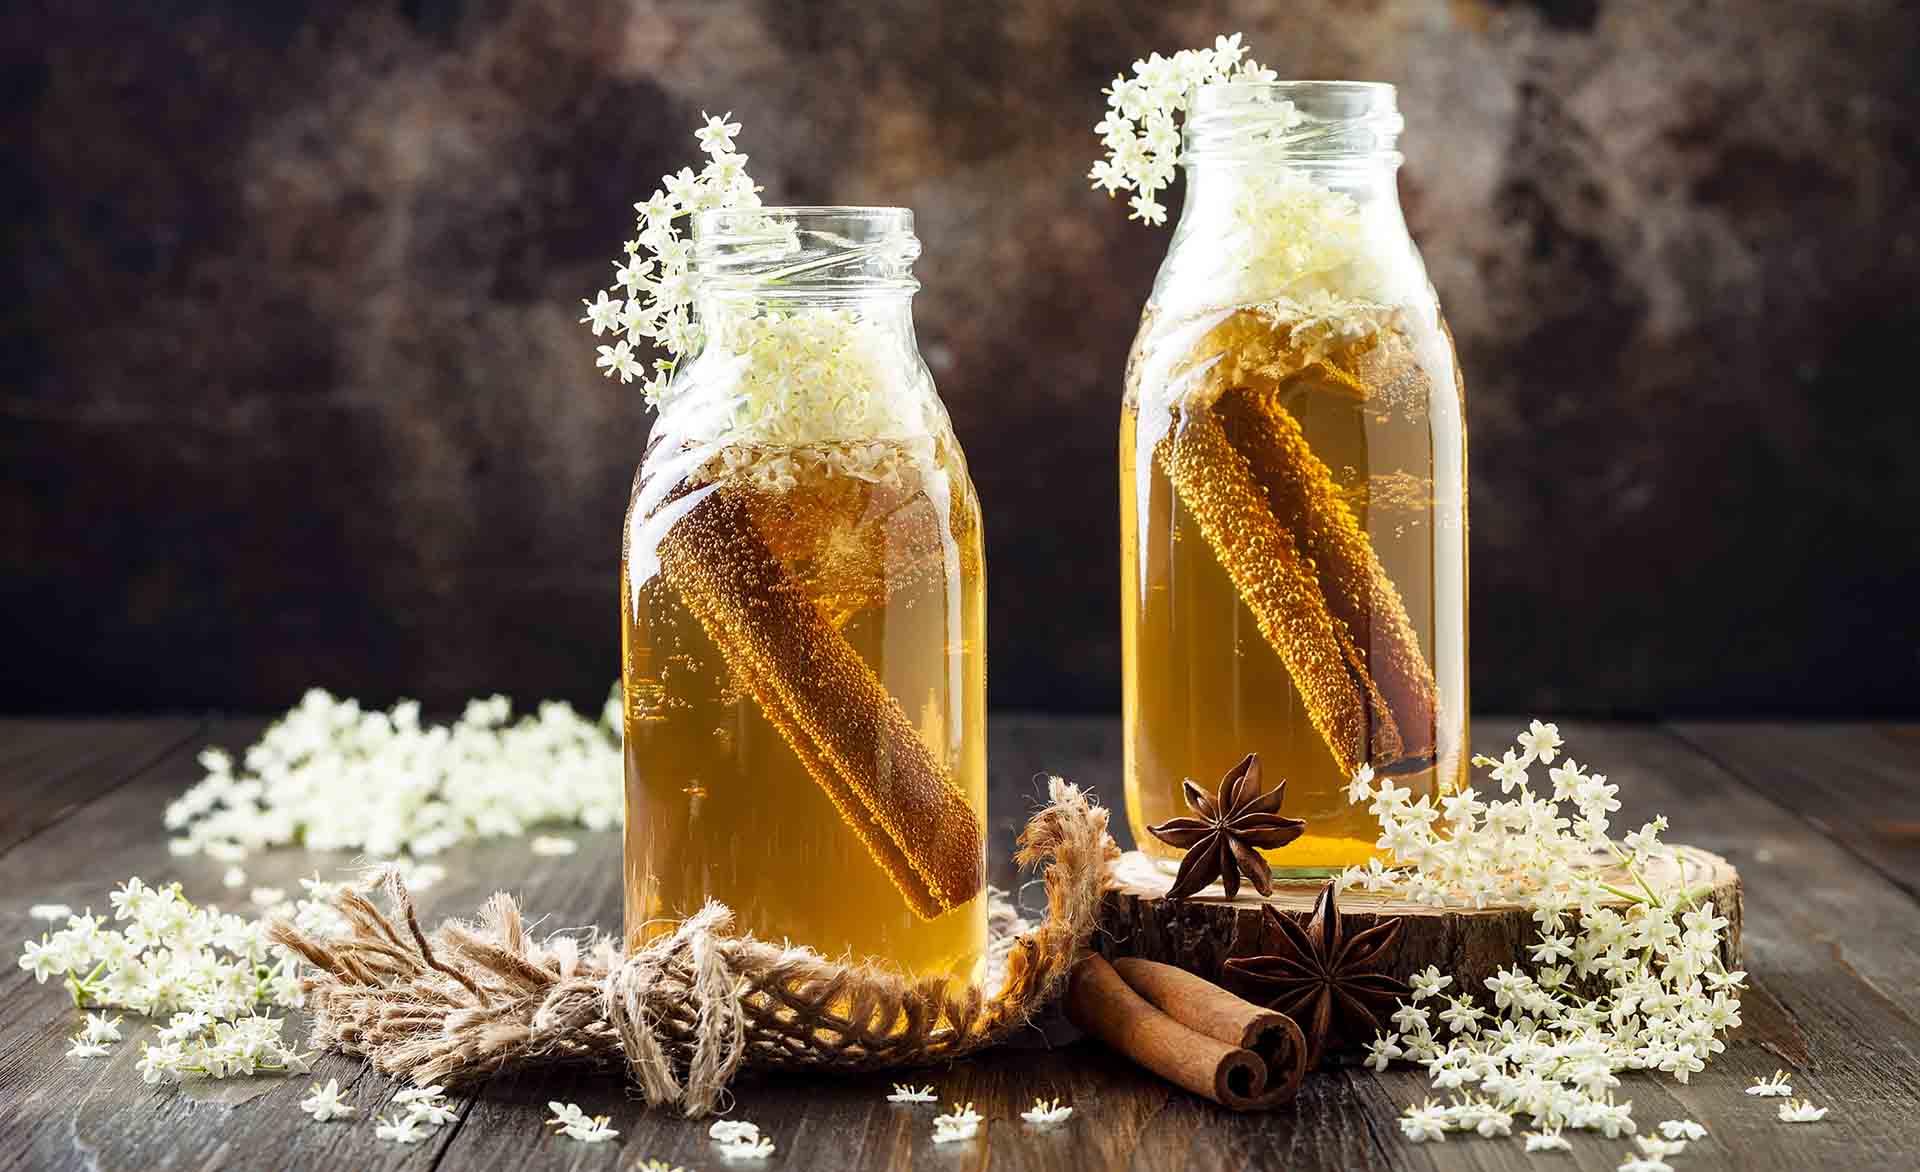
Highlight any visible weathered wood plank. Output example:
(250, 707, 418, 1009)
(1669, 722, 1920, 898)
(0, 718, 537, 1172)
(0, 717, 203, 855)
(2, 717, 1917, 1171)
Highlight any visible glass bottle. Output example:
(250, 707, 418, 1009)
(621, 207, 988, 980)
(1121, 82, 1468, 875)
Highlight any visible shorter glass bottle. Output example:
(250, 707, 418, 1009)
(1121, 82, 1469, 875)
(621, 207, 988, 982)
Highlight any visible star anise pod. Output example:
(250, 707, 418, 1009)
(1223, 881, 1410, 1066)
(1146, 753, 1306, 900)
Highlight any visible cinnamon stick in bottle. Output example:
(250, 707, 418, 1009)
(656, 481, 984, 919)
(1066, 954, 1285, 1111)
(1214, 374, 1440, 767)
(1155, 408, 1403, 775)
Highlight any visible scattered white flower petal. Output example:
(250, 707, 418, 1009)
(1659, 1119, 1706, 1141)
(1021, 1097, 1073, 1125)
(548, 1101, 591, 1129)
(249, 887, 285, 908)
(931, 1118, 981, 1144)
(714, 1135, 776, 1160)
(67, 1037, 111, 1058)
(708, 1119, 761, 1143)
(1399, 1100, 1449, 1143)
(81, 1012, 123, 1044)
(1637, 1135, 1687, 1158)
(1618, 1158, 1672, 1172)
(887, 1083, 937, 1103)
(934, 1102, 983, 1128)
(1778, 1099, 1828, 1123)
(221, 866, 247, 889)
(376, 1113, 428, 1143)
(29, 904, 73, 921)
(1523, 1129, 1571, 1152)
(530, 835, 578, 857)
(300, 1078, 356, 1122)
(1747, 1070, 1794, 1096)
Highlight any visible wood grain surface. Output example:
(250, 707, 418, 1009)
(2, 715, 1917, 1171)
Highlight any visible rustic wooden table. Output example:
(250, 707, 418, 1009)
(3, 716, 1917, 1171)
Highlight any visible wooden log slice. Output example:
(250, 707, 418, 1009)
(1097, 847, 1742, 1009)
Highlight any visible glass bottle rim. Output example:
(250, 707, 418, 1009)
(1185, 79, 1404, 167)
(692, 205, 921, 297)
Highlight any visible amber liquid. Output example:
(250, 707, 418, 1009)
(1121, 308, 1468, 873)
(621, 439, 988, 980)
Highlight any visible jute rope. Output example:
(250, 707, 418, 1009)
(271, 778, 1117, 1117)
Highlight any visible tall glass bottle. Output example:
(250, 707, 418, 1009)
(622, 207, 988, 980)
(1121, 82, 1468, 875)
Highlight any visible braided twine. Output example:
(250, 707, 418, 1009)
(270, 777, 1117, 1117)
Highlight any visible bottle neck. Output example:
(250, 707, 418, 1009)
(1153, 153, 1427, 319)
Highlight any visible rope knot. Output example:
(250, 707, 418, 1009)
(602, 901, 745, 1117)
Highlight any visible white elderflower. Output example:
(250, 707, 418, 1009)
(1746, 1070, 1793, 1097)
(1777, 1099, 1828, 1123)
(707, 1119, 760, 1144)
(1021, 1097, 1073, 1125)
(1658, 1119, 1706, 1141)
(552, 1108, 619, 1144)
(1399, 1099, 1450, 1143)
(67, 1037, 111, 1059)
(715, 1135, 776, 1160)
(529, 835, 578, 857)
(81, 1012, 123, 1044)
(1344, 724, 1744, 1155)
(29, 903, 73, 921)
(931, 1118, 980, 1144)
(1617, 1158, 1672, 1172)
(376, 1113, 428, 1144)
(18, 876, 341, 1084)
(1523, 1128, 1571, 1152)
(887, 1084, 937, 1103)
(1636, 1135, 1686, 1158)
(164, 689, 622, 870)
(300, 1078, 355, 1122)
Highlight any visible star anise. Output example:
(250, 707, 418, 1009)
(1223, 881, 1410, 1066)
(1146, 753, 1306, 900)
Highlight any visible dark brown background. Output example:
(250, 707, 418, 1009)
(4, 0, 1917, 717)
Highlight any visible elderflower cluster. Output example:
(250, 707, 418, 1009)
(584, 112, 764, 401)
(17, 876, 359, 1084)
(1343, 723, 1746, 1152)
(1092, 36, 1406, 327)
(587, 118, 942, 490)
(165, 689, 622, 865)
(1088, 34, 1276, 226)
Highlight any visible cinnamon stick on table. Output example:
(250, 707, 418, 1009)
(1156, 410, 1403, 775)
(656, 481, 984, 919)
(1111, 957, 1307, 1105)
(1065, 954, 1294, 1111)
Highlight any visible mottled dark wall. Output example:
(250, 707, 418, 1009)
(4, 1, 1917, 716)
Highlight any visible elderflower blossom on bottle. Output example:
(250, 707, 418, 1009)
(1098, 39, 1468, 876)
(591, 120, 988, 983)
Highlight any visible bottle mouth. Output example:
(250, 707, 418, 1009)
(693, 205, 921, 296)
(1184, 80, 1403, 166)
